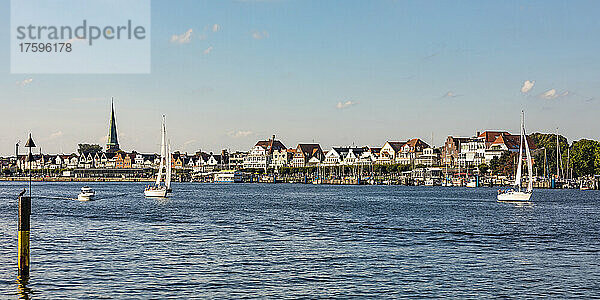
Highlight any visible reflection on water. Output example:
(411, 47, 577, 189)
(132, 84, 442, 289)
(0, 182, 598, 298)
(497, 200, 534, 208)
(16, 278, 32, 300)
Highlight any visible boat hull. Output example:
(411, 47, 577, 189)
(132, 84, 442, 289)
(144, 188, 168, 198)
(78, 194, 95, 201)
(497, 191, 532, 201)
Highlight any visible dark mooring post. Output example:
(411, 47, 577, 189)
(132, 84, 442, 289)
(18, 191, 31, 281)
(19, 134, 36, 281)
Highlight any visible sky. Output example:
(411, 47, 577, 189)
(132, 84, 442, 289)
(1, 0, 600, 155)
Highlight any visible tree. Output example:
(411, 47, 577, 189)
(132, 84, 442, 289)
(78, 144, 102, 155)
(570, 139, 600, 177)
(529, 133, 568, 176)
(595, 146, 600, 175)
(490, 151, 517, 176)
(478, 163, 489, 174)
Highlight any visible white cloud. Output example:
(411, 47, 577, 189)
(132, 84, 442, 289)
(540, 89, 557, 99)
(212, 24, 220, 32)
(442, 91, 461, 98)
(183, 139, 196, 146)
(539, 88, 569, 100)
(203, 46, 213, 55)
(16, 78, 33, 87)
(97, 135, 108, 144)
(521, 80, 535, 93)
(228, 130, 253, 138)
(252, 30, 269, 40)
(336, 100, 357, 109)
(49, 131, 63, 140)
(170, 29, 193, 44)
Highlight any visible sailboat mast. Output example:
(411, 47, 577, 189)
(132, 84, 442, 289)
(514, 111, 524, 191)
(523, 111, 533, 192)
(155, 115, 166, 186)
(556, 128, 560, 180)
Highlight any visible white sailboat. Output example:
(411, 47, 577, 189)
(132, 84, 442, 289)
(497, 111, 533, 201)
(144, 115, 171, 197)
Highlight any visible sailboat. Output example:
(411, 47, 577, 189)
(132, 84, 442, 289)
(497, 111, 533, 201)
(144, 115, 172, 197)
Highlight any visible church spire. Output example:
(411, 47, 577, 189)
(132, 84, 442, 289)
(106, 97, 120, 152)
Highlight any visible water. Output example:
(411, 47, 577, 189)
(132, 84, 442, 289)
(0, 182, 599, 298)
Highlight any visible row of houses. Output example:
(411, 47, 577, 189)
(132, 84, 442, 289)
(241, 135, 438, 169)
(4, 131, 534, 174)
(241, 131, 535, 169)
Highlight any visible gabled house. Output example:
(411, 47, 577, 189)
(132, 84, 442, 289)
(379, 141, 406, 164)
(323, 147, 369, 166)
(292, 143, 324, 167)
(360, 147, 381, 165)
(442, 136, 470, 167)
(485, 132, 536, 162)
(244, 135, 286, 169)
(396, 138, 430, 165)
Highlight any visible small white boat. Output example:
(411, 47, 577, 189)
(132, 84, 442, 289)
(580, 182, 593, 191)
(497, 111, 534, 202)
(466, 178, 477, 188)
(78, 186, 95, 201)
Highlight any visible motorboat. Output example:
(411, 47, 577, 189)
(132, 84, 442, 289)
(78, 186, 95, 201)
(466, 178, 477, 188)
(580, 181, 593, 191)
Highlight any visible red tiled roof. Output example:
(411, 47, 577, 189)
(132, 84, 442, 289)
(478, 131, 511, 143)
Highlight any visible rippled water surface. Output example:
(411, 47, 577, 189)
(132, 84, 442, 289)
(1, 182, 599, 298)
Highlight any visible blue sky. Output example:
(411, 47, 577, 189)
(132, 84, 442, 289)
(1, 0, 600, 155)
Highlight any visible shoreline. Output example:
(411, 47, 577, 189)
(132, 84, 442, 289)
(0, 177, 154, 182)
(0, 177, 595, 189)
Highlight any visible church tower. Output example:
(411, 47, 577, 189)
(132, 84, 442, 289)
(106, 98, 120, 152)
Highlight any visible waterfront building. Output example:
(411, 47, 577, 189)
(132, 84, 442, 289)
(292, 143, 324, 167)
(206, 153, 223, 171)
(442, 136, 470, 167)
(379, 141, 406, 164)
(396, 138, 430, 165)
(360, 147, 380, 165)
(484, 131, 536, 162)
(415, 147, 441, 166)
(448, 131, 539, 167)
(228, 151, 248, 170)
(244, 135, 286, 169)
(323, 147, 369, 166)
(458, 136, 485, 167)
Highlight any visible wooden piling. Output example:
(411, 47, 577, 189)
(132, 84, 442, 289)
(18, 195, 31, 280)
